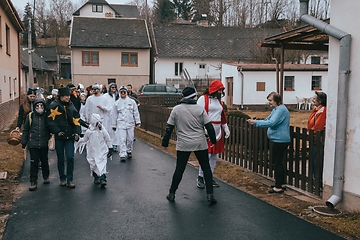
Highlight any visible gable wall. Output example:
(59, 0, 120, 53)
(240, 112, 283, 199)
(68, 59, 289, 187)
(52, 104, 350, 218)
(78, 4, 115, 18)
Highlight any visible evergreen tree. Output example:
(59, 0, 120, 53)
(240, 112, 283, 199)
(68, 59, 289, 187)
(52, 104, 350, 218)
(22, 3, 37, 47)
(173, 0, 192, 20)
(153, 0, 176, 24)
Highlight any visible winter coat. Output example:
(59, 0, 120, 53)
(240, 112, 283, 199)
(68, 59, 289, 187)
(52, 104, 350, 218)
(47, 98, 81, 140)
(21, 100, 50, 148)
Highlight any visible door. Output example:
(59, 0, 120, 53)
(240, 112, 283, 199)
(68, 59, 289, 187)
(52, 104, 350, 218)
(226, 77, 233, 108)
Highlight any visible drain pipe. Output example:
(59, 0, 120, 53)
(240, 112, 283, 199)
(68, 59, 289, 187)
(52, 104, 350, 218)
(299, 0, 351, 209)
(240, 68, 244, 109)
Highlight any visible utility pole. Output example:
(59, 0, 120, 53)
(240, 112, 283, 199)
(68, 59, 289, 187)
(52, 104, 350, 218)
(28, 16, 34, 88)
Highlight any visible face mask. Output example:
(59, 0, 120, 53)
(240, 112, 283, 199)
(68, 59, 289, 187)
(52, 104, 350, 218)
(35, 105, 44, 114)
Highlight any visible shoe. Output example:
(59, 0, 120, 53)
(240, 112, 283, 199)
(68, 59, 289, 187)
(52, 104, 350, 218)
(197, 176, 205, 189)
(212, 179, 220, 188)
(166, 193, 175, 202)
(60, 180, 66, 186)
(207, 194, 217, 204)
(270, 185, 286, 191)
(120, 157, 126, 162)
(94, 177, 100, 184)
(29, 182, 37, 191)
(43, 178, 50, 184)
(113, 145, 118, 152)
(100, 179, 107, 187)
(127, 152, 132, 159)
(67, 182, 76, 188)
(268, 188, 284, 194)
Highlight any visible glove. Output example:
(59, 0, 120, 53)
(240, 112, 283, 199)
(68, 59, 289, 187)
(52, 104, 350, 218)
(96, 122, 102, 130)
(74, 134, 80, 142)
(22, 144, 26, 149)
(58, 131, 65, 137)
(223, 125, 230, 139)
(112, 127, 116, 131)
(107, 148, 113, 158)
(135, 123, 141, 127)
(80, 134, 84, 138)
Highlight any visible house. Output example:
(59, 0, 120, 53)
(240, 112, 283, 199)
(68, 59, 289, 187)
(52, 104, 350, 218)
(221, 63, 328, 109)
(152, 24, 283, 85)
(0, 0, 24, 130)
(70, 0, 151, 90)
(20, 46, 54, 93)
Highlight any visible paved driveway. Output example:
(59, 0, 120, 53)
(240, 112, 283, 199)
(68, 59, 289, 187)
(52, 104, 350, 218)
(4, 139, 343, 240)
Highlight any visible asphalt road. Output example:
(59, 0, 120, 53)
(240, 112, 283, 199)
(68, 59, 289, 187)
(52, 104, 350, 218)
(3, 139, 343, 240)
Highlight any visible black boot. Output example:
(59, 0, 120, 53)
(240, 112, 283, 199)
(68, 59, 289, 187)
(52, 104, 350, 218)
(207, 194, 217, 205)
(93, 172, 100, 184)
(166, 192, 175, 202)
(100, 174, 107, 187)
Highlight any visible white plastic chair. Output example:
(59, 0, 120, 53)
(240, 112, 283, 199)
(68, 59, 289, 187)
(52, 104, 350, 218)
(295, 96, 305, 110)
(304, 97, 313, 110)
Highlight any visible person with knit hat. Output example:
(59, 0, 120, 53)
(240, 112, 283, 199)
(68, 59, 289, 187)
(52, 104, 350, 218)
(111, 85, 141, 162)
(196, 80, 230, 189)
(162, 86, 218, 204)
(15, 88, 36, 130)
(67, 83, 81, 112)
(46, 89, 58, 109)
(47, 86, 81, 188)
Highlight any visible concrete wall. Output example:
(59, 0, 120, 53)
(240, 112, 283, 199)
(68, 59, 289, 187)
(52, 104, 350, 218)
(322, 0, 360, 211)
(71, 48, 150, 92)
(0, 5, 21, 103)
(0, 96, 19, 130)
(155, 58, 223, 84)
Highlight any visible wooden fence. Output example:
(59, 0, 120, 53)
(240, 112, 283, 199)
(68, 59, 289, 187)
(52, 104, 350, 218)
(138, 102, 325, 196)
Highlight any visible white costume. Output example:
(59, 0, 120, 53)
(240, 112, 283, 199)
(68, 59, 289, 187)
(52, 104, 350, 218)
(111, 95, 141, 158)
(76, 114, 112, 177)
(103, 91, 118, 141)
(84, 94, 111, 123)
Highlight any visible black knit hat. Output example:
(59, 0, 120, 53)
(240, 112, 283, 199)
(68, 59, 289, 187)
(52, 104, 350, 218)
(182, 87, 197, 99)
(67, 83, 76, 88)
(58, 87, 71, 96)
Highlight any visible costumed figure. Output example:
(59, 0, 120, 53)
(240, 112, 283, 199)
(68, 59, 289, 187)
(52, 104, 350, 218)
(196, 80, 230, 188)
(111, 86, 141, 162)
(84, 84, 111, 124)
(103, 83, 119, 151)
(75, 113, 113, 187)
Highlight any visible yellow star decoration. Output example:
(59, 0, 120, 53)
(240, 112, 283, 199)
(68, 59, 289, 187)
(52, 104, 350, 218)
(48, 107, 62, 120)
(73, 117, 80, 126)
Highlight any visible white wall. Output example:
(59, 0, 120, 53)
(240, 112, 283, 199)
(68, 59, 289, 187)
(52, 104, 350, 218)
(221, 63, 328, 105)
(323, 0, 360, 209)
(78, 4, 115, 18)
(155, 58, 222, 84)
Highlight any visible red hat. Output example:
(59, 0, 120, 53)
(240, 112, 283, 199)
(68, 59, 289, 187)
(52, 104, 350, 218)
(209, 80, 225, 94)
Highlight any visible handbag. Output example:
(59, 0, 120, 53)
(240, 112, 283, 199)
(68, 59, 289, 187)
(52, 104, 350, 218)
(48, 134, 55, 151)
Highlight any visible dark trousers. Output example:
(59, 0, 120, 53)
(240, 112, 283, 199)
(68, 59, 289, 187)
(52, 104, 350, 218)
(271, 142, 289, 188)
(29, 148, 49, 183)
(170, 149, 214, 194)
(55, 139, 75, 182)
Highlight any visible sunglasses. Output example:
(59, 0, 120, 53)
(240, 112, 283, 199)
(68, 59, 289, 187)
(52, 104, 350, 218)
(111, 87, 116, 89)
(120, 90, 127, 93)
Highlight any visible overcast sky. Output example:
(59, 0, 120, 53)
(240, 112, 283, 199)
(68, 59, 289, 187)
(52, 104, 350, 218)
(13, 0, 134, 14)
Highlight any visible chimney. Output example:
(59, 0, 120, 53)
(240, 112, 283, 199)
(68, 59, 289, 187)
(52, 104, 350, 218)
(198, 14, 208, 27)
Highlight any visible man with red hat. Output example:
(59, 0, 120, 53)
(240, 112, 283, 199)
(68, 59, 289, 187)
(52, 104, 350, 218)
(196, 80, 230, 189)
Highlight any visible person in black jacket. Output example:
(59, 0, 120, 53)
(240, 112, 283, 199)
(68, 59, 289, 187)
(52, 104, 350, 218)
(21, 98, 51, 191)
(67, 83, 81, 112)
(15, 88, 36, 131)
(48, 87, 81, 188)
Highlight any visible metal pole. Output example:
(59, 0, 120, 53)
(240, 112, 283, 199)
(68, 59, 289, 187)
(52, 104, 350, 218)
(28, 17, 34, 88)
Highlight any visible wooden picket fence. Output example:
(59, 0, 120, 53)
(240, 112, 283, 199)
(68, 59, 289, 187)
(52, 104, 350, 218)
(138, 102, 325, 196)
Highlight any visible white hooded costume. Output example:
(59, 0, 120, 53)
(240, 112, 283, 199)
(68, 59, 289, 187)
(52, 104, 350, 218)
(75, 113, 112, 177)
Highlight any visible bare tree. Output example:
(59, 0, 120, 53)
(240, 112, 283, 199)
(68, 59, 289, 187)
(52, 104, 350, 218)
(35, 0, 51, 38)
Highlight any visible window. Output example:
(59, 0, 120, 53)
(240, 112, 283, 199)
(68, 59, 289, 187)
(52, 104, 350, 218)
(6, 24, 10, 55)
(82, 51, 99, 66)
(284, 76, 294, 90)
(108, 79, 116, 84)
(256, 82, 265, 91)
(92, 4, 103, 12)
(166, 85, 178, 93)
(312, 76, 322, 90)
(175, 62, 183, 76)
(121, 52, 138, 66)
(311, 56, 321, 64)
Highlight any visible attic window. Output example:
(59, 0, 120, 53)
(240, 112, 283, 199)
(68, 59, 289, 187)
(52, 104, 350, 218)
(92, 4, 103, 13)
